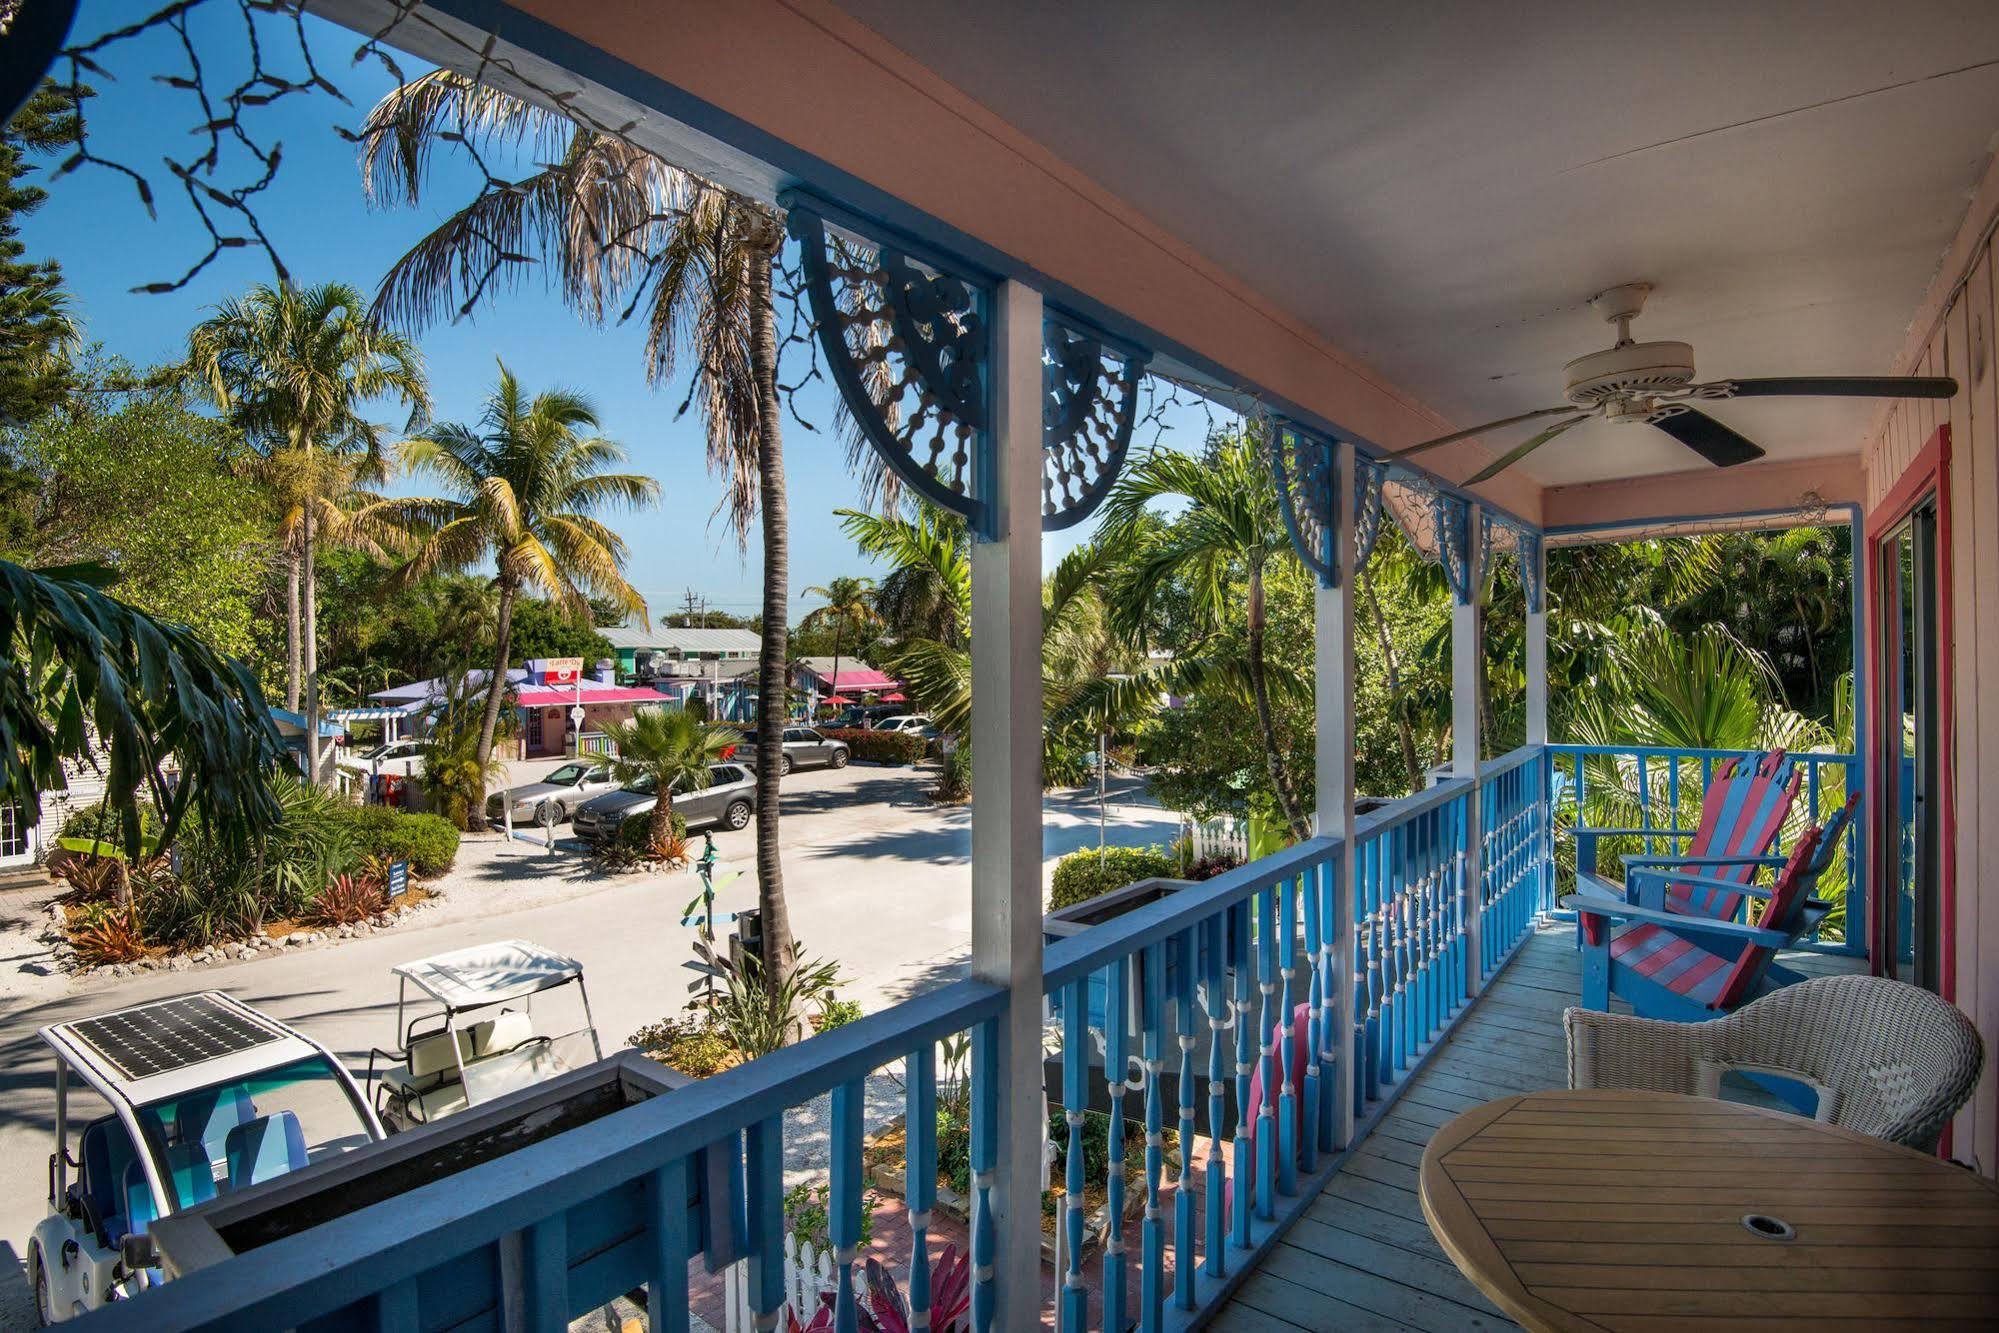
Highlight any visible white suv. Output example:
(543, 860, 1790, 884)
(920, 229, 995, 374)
(874, 714, 933, 736)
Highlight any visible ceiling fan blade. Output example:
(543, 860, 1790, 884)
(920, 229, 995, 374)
(1462, 415, 1587, 485)
(1648, 405, 1765, 467)
(1708, 376, 1958, 400)
(1395, 405, 1580, 459)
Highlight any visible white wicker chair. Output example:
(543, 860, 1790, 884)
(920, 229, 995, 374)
(1565, 974, 1983, 1150)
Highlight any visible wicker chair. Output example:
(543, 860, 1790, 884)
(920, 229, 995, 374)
(1565, 974, 1983, 1150)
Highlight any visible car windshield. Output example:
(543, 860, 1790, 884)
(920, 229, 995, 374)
(134, 1055, 374, 1208)
(623, 774, 658, 795)
(543, 763, 587, 785)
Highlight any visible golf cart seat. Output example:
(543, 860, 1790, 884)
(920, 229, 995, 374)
(159, 1082, 254, 1176)
(76, 1116, 138, 1248)
(374, 1011, 536, 1125)
(225, 1112, 309, 1190)
(124, 1142, 214, 1238)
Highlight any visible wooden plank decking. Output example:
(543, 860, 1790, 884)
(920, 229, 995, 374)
(1206, 926, 1867, 1332)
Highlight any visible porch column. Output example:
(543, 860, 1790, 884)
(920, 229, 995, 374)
(969, 277, 1045, 1326)
(1316, 444, 1359, 1148)
(1524, 539, 1548, 748)
(1453, 503, 1486, 996)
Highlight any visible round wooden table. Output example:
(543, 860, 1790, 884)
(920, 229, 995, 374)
(1418, 1089, 1999, 1331)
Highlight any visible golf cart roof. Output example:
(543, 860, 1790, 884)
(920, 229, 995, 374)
(39, 992, 330, 1108)
(391, 939, 584, 1012)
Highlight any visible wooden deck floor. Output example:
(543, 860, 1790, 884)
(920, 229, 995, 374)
(1206, 927, 1867, 1332)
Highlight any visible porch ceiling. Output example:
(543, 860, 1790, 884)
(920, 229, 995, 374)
(830, 0, 1999, 489)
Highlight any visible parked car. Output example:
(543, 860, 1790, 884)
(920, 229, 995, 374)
(484, 760, 622, 826)
(572, 762, 757, 840)
(833, 703, 902, 729)
(738, 726, 851, 775)
(874, 714, 935, 737)
(31, 993, 385, 1319)
(338, 737, 425, 778)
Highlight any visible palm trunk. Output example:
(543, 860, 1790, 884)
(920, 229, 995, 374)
(651, 790, 675, 856)
(1245, 561, 1311, 842)
(1362, 569, 1423, 794)
(470, 579, 518, 832)
(285, 552, 302, 713)
(749, 227, 799, 1011)
(303, 504, 322, 785)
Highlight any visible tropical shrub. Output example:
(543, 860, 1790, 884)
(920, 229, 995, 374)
(784, 1180, 879, 1253)
(49, 853, 127, 901)
(784, 1248, 972, 1333)
(72, 902, 145, 966)
(818, 727, 926, 765)
(814, 996, 863, 1032)
(333, 805, 460, 875)
(58, 800, 163, 848)
(700, 941, 843, 1059)
(627, 1015, 737, 1077)
(931, 743, 971, 804)
(309, 872, 388, 926)
(1048, 844, 1180, 910)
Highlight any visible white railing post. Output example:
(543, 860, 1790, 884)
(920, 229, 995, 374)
(969, 277, 1046, 1326)
(1454, 502, 1486, 996)
(1318, 443, 1359, 1148)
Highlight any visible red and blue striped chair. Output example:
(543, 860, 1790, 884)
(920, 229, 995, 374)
(1563, 793, 1858, 1024)
(1572, 748, 1802, 933)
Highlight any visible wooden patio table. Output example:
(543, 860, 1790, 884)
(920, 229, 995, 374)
(1417, 1088, 1999, 1331)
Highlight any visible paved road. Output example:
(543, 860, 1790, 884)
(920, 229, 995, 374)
(0, 762, 1177, 1275)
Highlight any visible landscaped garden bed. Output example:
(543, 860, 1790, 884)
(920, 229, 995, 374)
(43, 787, 458, 975)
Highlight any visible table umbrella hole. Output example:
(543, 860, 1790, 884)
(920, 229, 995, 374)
(1741, 1213, 1796, 1241)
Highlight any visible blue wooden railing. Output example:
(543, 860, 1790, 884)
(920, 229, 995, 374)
(1547, 744, 1865, 955)
(90, 750, 1564, 1333)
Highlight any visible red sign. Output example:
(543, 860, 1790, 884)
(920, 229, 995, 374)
(544, 657, 583, 686)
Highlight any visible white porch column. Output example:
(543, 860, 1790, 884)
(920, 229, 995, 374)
(969, 278, 1044, 1325)
(1316, 444, 1359, 1148)
(1453, 503, 1486, 996)
(1524, 538, 1548, 747)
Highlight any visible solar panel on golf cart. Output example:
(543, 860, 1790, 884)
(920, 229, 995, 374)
(69, 995, 284, 1080)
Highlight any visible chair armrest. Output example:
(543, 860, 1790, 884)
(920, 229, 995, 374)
(1627, 866, 1772, 898)
(1559, 889, 1791, 948)
(1619, 854, 1788, 870)
(1561, 826, 1698, 841)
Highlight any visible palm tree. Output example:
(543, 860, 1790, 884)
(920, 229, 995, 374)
(838, 507, 1164, 765)
(608, 708, 737, 853)
(800, 575, 880, 709)
(390, 364, 657, 826)
(357, 71, 831, 1004)
(1102, 431, 1314, 841)
(186, 281, 429, 780)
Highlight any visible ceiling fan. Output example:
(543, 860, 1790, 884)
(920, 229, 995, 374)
(1398, 282, 1957, 484)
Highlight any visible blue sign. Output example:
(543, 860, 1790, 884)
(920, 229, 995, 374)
(386, 860, 409, 898)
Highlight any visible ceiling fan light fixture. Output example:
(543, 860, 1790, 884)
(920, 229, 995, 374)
(1562, 339, 1696, 408)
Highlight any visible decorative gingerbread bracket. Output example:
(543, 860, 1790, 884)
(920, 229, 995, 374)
(786, 193, 995, 535)
(1269, 419, 1341, 586)
(1042, 313, 1147, 532)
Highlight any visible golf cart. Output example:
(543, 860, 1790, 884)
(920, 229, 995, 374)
(367, 939, 603, 1133)
(31, 992, 383, 1321)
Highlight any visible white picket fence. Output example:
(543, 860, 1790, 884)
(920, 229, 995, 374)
(722, 1232, 837, 1332)
(1190, 813, 1249, 864)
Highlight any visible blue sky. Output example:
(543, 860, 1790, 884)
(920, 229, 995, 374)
(25, 3, 1213, 623)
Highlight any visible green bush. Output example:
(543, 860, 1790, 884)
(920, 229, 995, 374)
(818, 727, 926, 765)
(57, 799, 162, 850)
(1048, 844, 1180, 910)
(618, 808, 687, 852)
(815, 996, 864, 1032)
(332, 805, 460, 876)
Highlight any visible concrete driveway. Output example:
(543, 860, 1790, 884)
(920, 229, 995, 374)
(0, 762, 1178, 1276)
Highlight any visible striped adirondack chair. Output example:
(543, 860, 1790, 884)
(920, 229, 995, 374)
(1563, 793, 1858, 1025)
(1572, 748, 1802, 930)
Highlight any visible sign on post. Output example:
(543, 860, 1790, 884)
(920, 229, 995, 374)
(386, 860, 409, 898)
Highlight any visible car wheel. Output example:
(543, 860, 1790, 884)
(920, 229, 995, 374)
(780, 755, 794, 776)
(830, 747, 849, 769)
(724, 800, 752, 830)
(549, 801, 569, 823)
(30, 1240, 50, 1326)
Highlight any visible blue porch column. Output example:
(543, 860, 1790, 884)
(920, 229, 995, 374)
(1451, 501, 1487, 995)
(1316, 444, 1359, 1150)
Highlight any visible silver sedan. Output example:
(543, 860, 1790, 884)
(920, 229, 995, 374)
(485, 760, 622, 825)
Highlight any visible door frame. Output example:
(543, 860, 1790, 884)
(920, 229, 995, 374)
(1864, 423, 1955, 999)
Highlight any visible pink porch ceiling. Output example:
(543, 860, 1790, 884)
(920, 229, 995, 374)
(479, 0, 1999, 529)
